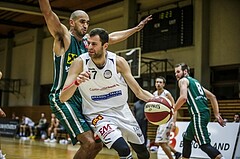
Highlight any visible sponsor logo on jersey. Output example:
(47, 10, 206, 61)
(89, 84, 119, 91)
(91, 90, 122, 101)
(83, 39, 88, 49)
(92, 115, 104, 126)
(104, 70, 112, 79)
(67, 53, 78, 64)
(98, 123, 115, 139)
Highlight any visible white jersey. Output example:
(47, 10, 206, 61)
(153, 89, 170, 97)
(23, 117, 35, 127)
(79, 51, 128, 115)
(153, 89, 173, 143)
(78, 52, 144, 148)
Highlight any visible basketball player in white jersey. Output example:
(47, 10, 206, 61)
(60, 28, 154, 159)
(153, 76, 181, 159)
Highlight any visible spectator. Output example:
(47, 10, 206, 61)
(33, 112, 48, 139)
(19, 115, 35, 137)
(133, 99, 148, 145)
(233, 113, 240, 123)
(11, 112, 19, 120)
(44, 113, 59, 143)
(11, 112, 20, 138)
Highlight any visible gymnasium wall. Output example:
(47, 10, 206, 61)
(0, 0, 239, 106)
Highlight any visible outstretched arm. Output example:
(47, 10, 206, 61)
(108, 15, 152, 44)
(203, 87, 226, 127)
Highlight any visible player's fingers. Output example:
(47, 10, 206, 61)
(145, 15, 152, 22)
(77, 71, 90, 82)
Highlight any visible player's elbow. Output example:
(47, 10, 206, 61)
(181, 96, 188, 103)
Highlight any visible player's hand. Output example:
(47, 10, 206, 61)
(135, 15, 152, 32)
(76, 71, 90, 84)
(215, 115, 226, 127)
(171, 122, 176, 131)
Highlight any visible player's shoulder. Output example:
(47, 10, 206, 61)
(178, 77, 189, 86)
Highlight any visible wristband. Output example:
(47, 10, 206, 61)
(63, 80, 80, 91)
(74, 80, 80, 86)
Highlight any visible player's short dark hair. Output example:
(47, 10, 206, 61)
(89, 28, 109, 45)
(175, 63, 190, 73)
(156, 76, 166, 83)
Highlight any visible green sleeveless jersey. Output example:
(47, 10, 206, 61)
(50, 35, 88, 95)
(185, 76, 209, 115)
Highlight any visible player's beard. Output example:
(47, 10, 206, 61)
(75, 26, 86, 38)
(176, 72, 184, 81)
(89, 48, 104, 59)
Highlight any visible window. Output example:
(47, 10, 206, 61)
(211, 65, 240, 100)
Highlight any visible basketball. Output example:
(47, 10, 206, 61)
(144, 96, 173, 125)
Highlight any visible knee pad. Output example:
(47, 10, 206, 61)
(130, 143, 150, 159)
(182, 138, 192, 158)
(200, 144, 221, 159)
(111, 137, 132, 158)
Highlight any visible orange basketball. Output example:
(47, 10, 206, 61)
(144, 96, 173, 125)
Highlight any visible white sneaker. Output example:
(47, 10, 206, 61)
(0, 154, 6, 159)
(150, 146, 158, 153)
(44, 138, 50, 142)
(50, 139, 57, 143)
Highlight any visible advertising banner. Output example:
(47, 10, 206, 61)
(158, 122, 240, 159)
(0, 118, 19, 137)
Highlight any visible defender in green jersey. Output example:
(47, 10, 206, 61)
(39, 0, 152, 158)
(174, 63, 226, 159)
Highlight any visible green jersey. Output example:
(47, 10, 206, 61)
(50, 35, 88, 95)
(185, 76, 209, 115)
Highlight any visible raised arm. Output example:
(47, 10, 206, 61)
(116, 56, 153, 102)
(108, 15, 152, 44)
(203, 87, 225, 127)
(38, 0, 70, 55)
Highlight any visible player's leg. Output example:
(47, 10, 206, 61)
(129, 142, 150, 159)
(199, 144, 222, 159)
(74, 130, 103, 159)
(182, 121, 195, 158)
(111, 137, 133, 158)
(193, 111, 224, 159)
(118, 104, 149, 159)
(169, 145, 181, 159)
(182, 138, 192, 159)
(92, 114, 133, 159)
(159, 143, 173, 159)
(155, 119, 174, 159)
(50, 94, 103, 159)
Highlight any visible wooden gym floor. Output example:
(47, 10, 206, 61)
(1, 137, 158, 159)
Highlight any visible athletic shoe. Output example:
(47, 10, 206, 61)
(44, 138, 50, 142)
(50, 139, 57, 143)
(0, 154, 6, 159)
(149, 146, 158, 153)
(175, 152, 181, 159)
